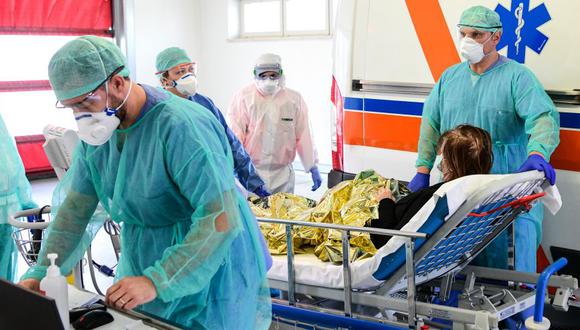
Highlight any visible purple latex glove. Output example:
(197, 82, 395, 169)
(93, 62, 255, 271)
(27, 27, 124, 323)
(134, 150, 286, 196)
(517, 154, 556, 185)
(310, 167, 322, 191)
(408, 172, 430, 192)
(253, 185, 271, 198)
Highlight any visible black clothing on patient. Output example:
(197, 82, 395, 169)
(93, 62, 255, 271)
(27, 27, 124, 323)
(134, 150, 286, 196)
(368, 182, 444, 248)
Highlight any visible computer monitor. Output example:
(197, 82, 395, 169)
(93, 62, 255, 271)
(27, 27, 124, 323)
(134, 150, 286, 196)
(0, 279, 65, 330)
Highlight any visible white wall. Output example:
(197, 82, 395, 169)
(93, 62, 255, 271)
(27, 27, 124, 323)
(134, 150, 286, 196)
(132, 0, 202, 87)
(196, 0, 333, 166)
(0, 35, 81, 136)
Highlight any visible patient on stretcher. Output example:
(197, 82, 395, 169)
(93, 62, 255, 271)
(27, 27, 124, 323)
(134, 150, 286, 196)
(368, 125, 493, 248)
(251, 125, 492, 263)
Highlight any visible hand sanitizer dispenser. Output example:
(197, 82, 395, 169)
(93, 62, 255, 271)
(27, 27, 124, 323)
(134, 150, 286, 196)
(40, 253, 69, 327)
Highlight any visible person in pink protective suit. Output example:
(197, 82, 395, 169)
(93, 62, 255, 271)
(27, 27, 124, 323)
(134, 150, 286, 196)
(227, 53, 321, 194)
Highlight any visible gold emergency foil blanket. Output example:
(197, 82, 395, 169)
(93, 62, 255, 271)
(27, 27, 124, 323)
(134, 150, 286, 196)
(249, 170, 410, 263)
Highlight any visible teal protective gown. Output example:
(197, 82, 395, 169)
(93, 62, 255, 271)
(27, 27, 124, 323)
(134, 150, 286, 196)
(0, 113, 37, 281)
(416, 57, 560, 271)
(22, 86, 271, 329)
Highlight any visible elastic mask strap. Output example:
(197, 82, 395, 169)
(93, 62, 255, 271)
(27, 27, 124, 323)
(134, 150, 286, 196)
(480, 31, 497, 58)
(105, 81, 133, 116)
(482, 31, 496, 46)
(104, 80, 113, 115)
(165, 78, 176, 88)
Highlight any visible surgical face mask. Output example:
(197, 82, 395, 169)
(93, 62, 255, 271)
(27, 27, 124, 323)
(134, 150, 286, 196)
(173, 73, 198, 97)
(75, 81, 132, 146)
(256, 78, 280, 96)
(460, 32, 495, 64)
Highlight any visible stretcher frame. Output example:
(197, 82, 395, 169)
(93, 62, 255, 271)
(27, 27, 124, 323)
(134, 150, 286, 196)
(258, 172, 578, 329)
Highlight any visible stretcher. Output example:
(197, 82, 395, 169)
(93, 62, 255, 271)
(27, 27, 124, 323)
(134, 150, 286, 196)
(259, 171, 578, 330)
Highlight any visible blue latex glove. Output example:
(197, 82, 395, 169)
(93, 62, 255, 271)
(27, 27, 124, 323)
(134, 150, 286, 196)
(253, 185, 271, 198)
(517, 154, 556, 185)
(408, 172, 430, 192)
(310, 167, 322, 191)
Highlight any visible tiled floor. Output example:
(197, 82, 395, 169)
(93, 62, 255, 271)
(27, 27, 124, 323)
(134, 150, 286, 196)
(20, 167, 329, 294)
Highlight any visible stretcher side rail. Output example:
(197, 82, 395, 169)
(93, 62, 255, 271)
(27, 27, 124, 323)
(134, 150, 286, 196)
(257, 217, 428, 239)
(256, 217, 426, 328)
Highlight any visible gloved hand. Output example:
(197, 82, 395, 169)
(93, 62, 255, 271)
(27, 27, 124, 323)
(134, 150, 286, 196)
(517, 154, 556, 185)
(408, 172, 430, 192)
(310, 167, 322, 191)
(253, 185, 271, 198)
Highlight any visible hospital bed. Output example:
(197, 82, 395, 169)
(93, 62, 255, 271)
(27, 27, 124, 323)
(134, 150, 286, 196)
(259, 171, 578, 329)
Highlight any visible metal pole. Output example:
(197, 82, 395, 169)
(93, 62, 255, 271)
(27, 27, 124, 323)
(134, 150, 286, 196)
(507, 224, 516, 290)
(112, 0, 136, 80)
(257, 217, 428, 239)
(341, 230, 352, 317)
(508, 224, 515, 271)
(405, 238, 417, 329)
(286, 224, 296, 306)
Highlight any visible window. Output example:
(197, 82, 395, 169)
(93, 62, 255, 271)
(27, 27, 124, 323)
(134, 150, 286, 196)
(0, 35, 112, 135)
(239, 0, 330, 38)
(0, 1, 114, 136)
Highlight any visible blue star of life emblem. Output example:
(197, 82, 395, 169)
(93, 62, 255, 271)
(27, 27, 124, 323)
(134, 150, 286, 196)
(495, 0, 551, 63)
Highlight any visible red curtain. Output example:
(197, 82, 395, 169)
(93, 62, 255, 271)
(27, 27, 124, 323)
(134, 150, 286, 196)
(0, 80, 52, 92)
(15, 135, 54, 177)
(0, 0, 113, 36)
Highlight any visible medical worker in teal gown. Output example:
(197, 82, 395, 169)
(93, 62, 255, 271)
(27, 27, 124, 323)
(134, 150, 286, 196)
(409, 6, 560, 273)
(18, 35, 271, 329)
(0, 113, 37, 282)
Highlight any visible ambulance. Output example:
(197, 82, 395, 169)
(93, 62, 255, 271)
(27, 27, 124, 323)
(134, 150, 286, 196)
(329, 0, 580, 274)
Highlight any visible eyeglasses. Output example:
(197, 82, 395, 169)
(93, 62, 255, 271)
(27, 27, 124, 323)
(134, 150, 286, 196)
(55, 66, 125, 111)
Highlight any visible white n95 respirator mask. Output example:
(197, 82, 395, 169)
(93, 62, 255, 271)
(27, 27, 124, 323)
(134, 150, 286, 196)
(460, 37, 485, 64)
(75, 111, 120, 146)
(460, 32, 495, 64)
(256, 79, 280, 96)
(174, 73, 198, 97)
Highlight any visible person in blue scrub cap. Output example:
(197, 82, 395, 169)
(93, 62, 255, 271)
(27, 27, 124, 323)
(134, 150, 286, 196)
(18, 36, 271, 330)
(155, 47, 270, 198)
(411, 5, 560, 274)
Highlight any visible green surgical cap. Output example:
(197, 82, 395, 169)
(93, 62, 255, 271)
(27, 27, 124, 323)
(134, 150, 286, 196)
(155, 47, 192, 75)
(458, 6, 502, 32)
(48, 35, 129, 101)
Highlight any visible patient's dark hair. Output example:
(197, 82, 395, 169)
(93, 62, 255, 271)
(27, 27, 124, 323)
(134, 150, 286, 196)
(437, 125, 493, 181)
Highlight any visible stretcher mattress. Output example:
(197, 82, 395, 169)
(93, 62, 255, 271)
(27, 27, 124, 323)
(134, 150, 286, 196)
(267, 173, 557, 291)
